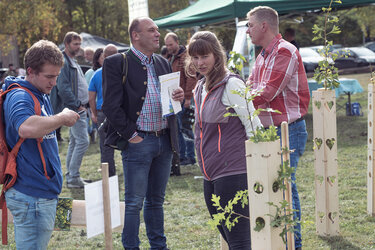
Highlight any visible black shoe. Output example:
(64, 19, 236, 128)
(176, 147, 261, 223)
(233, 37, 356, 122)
(180, 158, 196, 166)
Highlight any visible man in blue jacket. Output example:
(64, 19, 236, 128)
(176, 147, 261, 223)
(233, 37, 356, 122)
(50, 31, 90, 188)
(4, 40, 79, 249)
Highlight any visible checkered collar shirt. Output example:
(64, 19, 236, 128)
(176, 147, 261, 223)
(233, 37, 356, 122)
(131, 47, 168, 131)
(248, 34, 310, 127)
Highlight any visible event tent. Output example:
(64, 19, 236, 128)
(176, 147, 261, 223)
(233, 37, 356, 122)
(155, 0, 375, 29)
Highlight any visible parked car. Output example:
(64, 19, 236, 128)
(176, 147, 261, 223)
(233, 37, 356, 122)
(304, 46, 369, 70)
(308, 44, 342, 53)
(333, 47, 375, 65)
(365, 41, 375, 53)
(300, 47, 326, 72)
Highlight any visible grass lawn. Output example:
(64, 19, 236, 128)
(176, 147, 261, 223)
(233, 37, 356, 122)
(3, 72, 375, 249)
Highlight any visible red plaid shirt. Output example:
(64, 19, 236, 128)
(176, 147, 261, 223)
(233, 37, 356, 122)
(248, 34, 310, 127)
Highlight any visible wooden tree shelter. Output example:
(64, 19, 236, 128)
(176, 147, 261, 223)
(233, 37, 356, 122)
(246, 139, 285, 250)
(312, 89, 340, 236)
(368, 84, 375, 216)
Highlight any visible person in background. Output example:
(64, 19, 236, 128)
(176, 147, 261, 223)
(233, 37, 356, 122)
(75, 47, 86, 65)
(4, 40, 79, 249)
(102, 17, 184, 249)
(85, 48, 103, 84)
(16, 67, 26, 77)
(160, 45, 169, 59)
(89, 44, 117, 176)
(186, 31, 262, 249)
(84, 47, 95, 65)
(84, 48, 104, 144)
(164, 32, 197, 167)
(284, 28, 299, 50)
(246, 6, 310, 250)
(50, 31, 90, 188)
(2, 63, 17, 80)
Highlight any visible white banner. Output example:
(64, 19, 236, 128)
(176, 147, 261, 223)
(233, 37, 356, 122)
(128, 0, 149, 23)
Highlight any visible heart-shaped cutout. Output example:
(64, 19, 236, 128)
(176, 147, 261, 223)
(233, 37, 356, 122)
(316, 175, 324, 185)
(314, 138, 323, 150)
(314, 101, 321, 109)
(327, 101, 334, 110)
(327, 176, 336, 186)
(328, 212, 338, 223)
(326, 138, 335, 150)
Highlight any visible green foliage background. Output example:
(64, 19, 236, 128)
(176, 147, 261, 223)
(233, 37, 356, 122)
(1, 1, 375, 67)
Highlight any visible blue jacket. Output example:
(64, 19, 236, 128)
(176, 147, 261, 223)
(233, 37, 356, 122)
(50, 51, 82, 113)
(3, 76, 63, 199)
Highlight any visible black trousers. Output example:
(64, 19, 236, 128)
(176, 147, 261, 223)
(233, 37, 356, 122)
(204, 174, 251, 250)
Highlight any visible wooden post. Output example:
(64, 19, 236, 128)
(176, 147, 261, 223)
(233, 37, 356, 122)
(368, 84, 375, 216)
(102, 163, 113, 250)
(246, 139, 285, 250)
(280, 122, 295, 250)
(312, 89, 339, 236)
(220, 235, 229, 250)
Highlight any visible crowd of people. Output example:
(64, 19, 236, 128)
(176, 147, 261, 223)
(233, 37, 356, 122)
(2, 5, 309, 250)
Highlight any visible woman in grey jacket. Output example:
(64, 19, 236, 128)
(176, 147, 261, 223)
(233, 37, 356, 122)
(186, 31, 261, 249)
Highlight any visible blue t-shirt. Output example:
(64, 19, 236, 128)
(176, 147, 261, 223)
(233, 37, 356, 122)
(3, 77, 63, 199)
(88, 68, 103, 110)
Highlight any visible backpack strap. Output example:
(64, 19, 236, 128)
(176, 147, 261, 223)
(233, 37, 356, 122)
(5, 84, 49, 183)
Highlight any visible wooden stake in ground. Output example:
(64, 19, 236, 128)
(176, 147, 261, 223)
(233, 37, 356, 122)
(102, 163, 113, 250)
(368, 83, 375, 216)
(280, 122, 295, 250)
(220, 235, 229, 250)
(312, 89, 339, 236)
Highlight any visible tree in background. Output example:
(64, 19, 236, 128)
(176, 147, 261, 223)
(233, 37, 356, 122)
(0, 0, 64, 64)
(350, 6, 375, 42)
(1, 1, 375, 67)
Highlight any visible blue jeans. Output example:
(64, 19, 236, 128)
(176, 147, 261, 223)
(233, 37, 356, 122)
(204, 174, 251, 250)
(97, 111, 115, 176)
(177, 106, 195, 161)
(5, 188, 57, 250)
(277, 120, 308, 249)
(65, 111, 89, 182)
(121, 132, 172, 249)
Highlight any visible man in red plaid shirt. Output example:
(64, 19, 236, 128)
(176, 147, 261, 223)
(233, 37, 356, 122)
(246, 6, 310, 250)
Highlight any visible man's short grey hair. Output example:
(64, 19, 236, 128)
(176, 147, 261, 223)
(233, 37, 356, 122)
(247, 6, 279, 32)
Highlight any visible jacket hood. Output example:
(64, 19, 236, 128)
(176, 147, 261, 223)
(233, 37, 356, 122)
(177, 45, 186, 56)
(3, 76, 42, 98)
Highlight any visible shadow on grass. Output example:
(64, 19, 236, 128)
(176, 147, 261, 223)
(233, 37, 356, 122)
(319, 236, 362, 250)
(65, 187, 85, 200)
